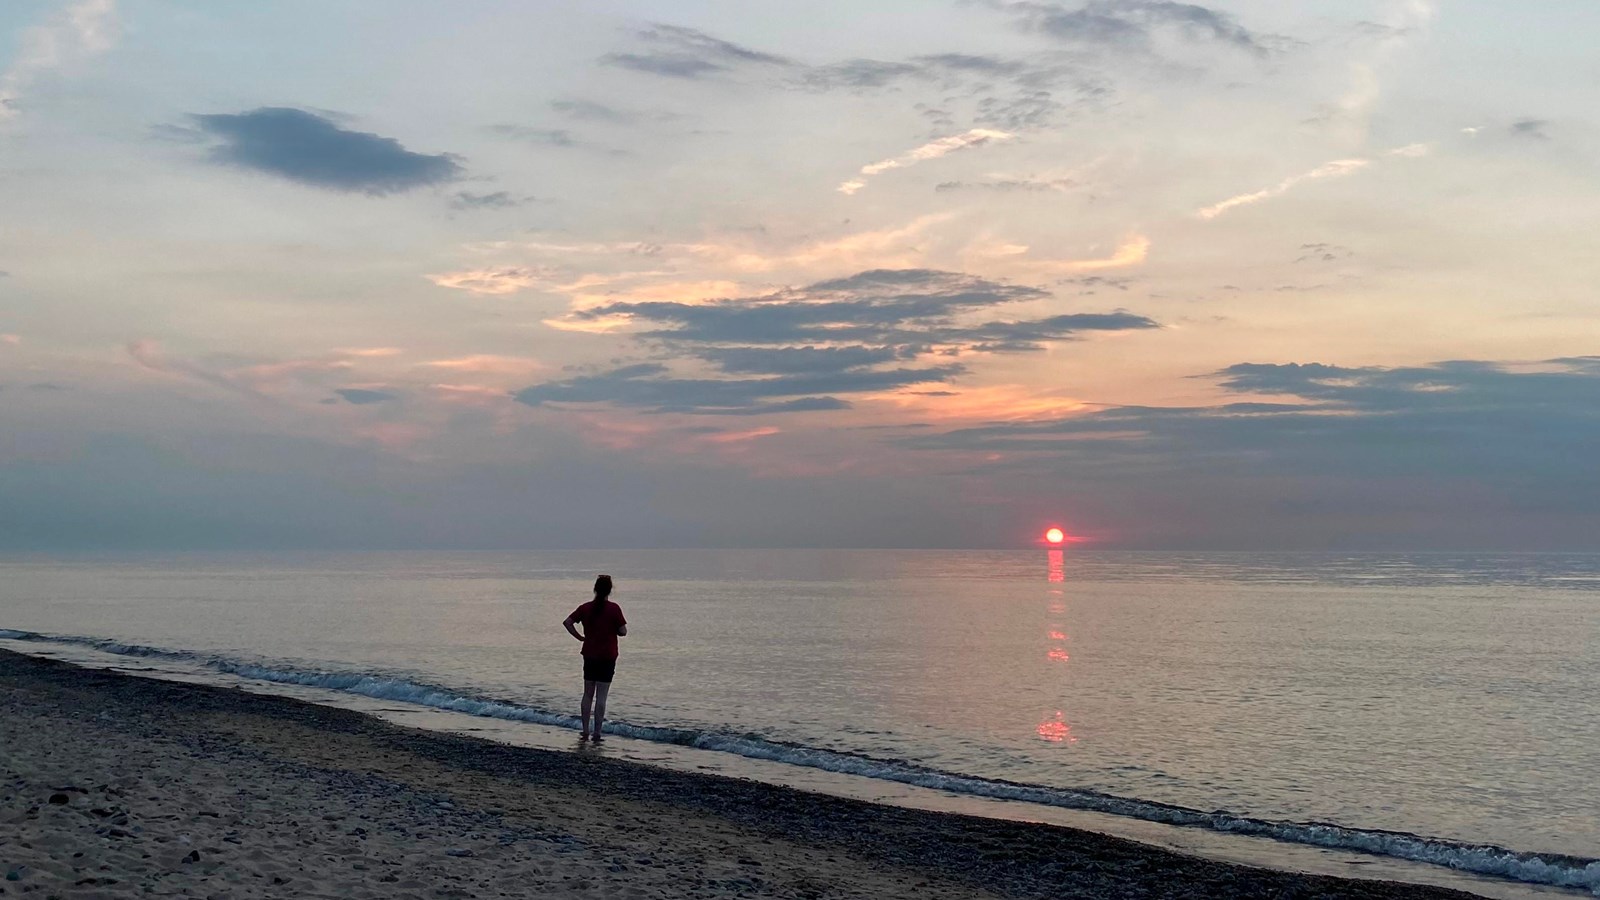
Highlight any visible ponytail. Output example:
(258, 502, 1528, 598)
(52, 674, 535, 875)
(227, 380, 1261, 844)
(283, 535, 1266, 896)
(586, 574, 613, 626)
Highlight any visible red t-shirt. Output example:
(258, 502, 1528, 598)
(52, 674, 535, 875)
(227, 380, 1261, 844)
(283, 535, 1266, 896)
(570, 599, 627, 659)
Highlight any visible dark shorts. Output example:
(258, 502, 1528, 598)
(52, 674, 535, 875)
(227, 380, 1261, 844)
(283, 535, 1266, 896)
(582, 656, 617, 683)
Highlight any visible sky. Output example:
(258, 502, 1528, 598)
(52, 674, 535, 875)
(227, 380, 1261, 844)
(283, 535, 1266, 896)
(1, 0, 1597, 550)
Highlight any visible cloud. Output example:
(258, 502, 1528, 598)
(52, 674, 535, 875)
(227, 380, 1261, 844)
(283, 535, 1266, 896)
(597, 21, 1109, 132)
(191, 107, 462, 194)
(487, 124, 576, 146)
(1295, 243, 1353, 263)
(1509, 119, 1550, 140)
(804, 54, 1031, 91)
(127, 339, 250, 396)
(839, 129, 1015, 194)
(426, 266, 551, 295)
(601, 23, 794, 80)
(551, 99, 632, 123)
(883, 356, 1600, 547)
(699, 346, 902, 375)
(1327, 0, 1437, 144)
(0, 334, 20, 346)
(906, 357, 1600, 484)
(336, 347, 403, 358)
(514, 363, 948, 416)
(800, 50, 1111, 131)
(936, 177, 1078, 193)
(450, 190, 530, 210)
(1386, 142, 1431, 158)
(602, 53, 724, 79)
(0, 0, 118, 123)
(1003, 0, 1271, 55)
(1197, 158, 1369, 220)
(523, 269, 1157, 414)
(1197, 140, 1433, 220)
(479, 215, 954, 289)
(966, 233, 1150, 275)
(333, 388, 397, 405)
(423, 355, 544, 377)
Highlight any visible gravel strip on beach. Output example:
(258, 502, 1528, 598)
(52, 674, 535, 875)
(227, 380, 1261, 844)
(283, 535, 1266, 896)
(0, 649, 1477, 899)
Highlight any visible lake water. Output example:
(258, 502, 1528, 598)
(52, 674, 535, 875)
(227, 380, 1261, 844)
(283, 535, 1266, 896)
(1, 550, 1596, 893)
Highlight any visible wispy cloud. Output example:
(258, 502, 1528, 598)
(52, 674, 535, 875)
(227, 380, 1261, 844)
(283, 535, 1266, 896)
(333, 388, 397, 405)
(0, 0, 118, 123)
(1329, 0, 1437, 145)
(969, 234, 1150, 275)
(839, 129, 1015, 194)
(936, 176, 1079, 193)
(0, 334, 21, 346)
(426, 266, 552, 296)
(336, 347, 404, 358)
(1198, 159, 1369, 220)
(1001, 0, 1274, 56)
(1198, 141, 1432, 220)
(601, 23, 794, 80)
(450, 190, 531, 210)
(423, 355, 544, 377)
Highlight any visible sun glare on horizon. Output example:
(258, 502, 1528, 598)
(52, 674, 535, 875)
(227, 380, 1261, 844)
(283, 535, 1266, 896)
(1044, 527, 1065, 545)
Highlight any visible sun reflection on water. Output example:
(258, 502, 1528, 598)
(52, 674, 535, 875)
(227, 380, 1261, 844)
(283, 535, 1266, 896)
(1039, 547, 1078, 743)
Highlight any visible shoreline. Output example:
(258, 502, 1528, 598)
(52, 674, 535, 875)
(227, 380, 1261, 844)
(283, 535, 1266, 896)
(0, 648, 1485, 899)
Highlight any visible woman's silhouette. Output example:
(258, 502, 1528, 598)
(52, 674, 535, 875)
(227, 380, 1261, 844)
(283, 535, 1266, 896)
(563, 574, 628, 742)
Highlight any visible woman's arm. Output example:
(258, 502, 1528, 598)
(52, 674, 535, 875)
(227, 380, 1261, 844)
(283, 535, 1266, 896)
(563, 615, 584, 642)
(616, 624, 628, 637)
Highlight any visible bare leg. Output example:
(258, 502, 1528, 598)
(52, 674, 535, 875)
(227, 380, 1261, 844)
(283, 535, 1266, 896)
(592, 682, 612, 741)
(580, 680, 596, 739)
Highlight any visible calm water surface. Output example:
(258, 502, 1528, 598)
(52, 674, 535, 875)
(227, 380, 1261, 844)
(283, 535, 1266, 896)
(2, 550, 1596, 875)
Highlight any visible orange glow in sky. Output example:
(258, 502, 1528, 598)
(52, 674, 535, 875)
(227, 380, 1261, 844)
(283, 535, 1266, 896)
(1044, 527, 1065, 544)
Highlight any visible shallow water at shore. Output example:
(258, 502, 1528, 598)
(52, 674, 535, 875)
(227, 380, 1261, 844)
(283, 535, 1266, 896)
(2, 550, 1597, 892)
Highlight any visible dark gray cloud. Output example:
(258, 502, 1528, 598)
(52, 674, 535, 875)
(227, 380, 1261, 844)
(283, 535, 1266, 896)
(1510, 118, 1550, 140)
(698, 345, 903, 375)
(517, 269, 1157, 414)
(908, 358, 1600, 482)
(892, 356, 1600, 548)
(191, 108, 461, 194)
(602, 23, 795, 80)
(333, 388, 397, 405)
(513, 360, 948, 415)
(1005, 0, 1273, 55)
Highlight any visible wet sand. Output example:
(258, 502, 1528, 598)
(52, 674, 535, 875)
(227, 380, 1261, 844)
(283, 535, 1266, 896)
(0, 648, 1477, 899)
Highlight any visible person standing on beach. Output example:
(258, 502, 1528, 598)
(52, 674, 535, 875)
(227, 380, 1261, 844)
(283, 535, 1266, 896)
(563, 574, 627, 742)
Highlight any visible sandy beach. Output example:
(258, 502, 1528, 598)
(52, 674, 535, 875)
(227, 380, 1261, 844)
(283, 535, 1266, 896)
(0, 648, 1477, 899)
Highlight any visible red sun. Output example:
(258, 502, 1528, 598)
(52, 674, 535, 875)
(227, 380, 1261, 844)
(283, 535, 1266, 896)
(1044, 527, 1066, 545)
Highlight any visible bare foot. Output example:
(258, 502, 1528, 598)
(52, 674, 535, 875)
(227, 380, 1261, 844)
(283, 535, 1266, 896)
(579, 731, 590, 741)
(591, 734, 604, 744)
